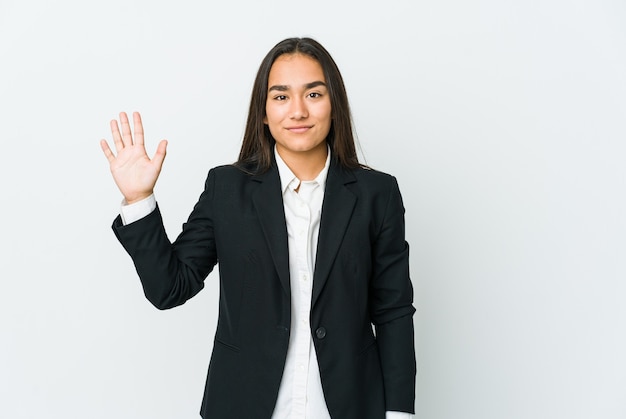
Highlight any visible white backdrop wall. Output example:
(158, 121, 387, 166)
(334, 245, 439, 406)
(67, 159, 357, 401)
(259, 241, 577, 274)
(1, 0, 624, 418)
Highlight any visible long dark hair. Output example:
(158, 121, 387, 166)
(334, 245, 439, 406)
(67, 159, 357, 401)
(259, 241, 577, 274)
(236, 37, 362, 174)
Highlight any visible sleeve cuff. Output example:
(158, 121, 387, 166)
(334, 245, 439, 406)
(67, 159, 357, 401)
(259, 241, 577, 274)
(119, 194, 157, 225)
(386, 412, 414, 419)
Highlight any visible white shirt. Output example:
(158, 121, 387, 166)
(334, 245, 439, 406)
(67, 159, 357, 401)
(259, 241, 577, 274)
(119, 150, 413, 419)
(272, 148, 330, 419)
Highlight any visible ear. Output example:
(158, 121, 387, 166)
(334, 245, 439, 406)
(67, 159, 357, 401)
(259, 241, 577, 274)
(263, 116, 268, 124)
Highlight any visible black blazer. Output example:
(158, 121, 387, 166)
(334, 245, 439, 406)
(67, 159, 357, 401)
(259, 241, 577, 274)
(112, 157, 416, 419)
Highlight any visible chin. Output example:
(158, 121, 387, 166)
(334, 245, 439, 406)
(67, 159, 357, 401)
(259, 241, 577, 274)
(279, 141, 326, 154)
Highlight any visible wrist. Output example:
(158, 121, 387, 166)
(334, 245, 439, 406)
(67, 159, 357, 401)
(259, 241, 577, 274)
(124, 192, 153, 205)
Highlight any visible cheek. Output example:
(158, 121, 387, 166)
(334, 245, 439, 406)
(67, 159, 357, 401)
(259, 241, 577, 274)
(263, 114, 281, 137)
(321, 109, 333, 127)
(320, 102, 332, 123)
(264, 114, 279, 130)
(264, 106, 282, 125)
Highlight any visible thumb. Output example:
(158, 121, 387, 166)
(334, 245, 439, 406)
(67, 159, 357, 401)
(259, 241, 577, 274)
(152, 139, 168, 168)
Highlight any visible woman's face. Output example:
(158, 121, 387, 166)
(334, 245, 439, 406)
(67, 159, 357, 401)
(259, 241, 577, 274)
(264, 53, 332, 162)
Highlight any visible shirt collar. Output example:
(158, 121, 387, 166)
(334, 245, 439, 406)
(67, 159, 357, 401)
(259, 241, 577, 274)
(274, 145, 331, 194)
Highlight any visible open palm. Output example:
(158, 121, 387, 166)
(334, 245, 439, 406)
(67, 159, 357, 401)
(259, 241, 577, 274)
(100, 112, 167, 204)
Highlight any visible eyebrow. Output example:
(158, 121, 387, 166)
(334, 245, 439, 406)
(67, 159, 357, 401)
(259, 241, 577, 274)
(268, 80, 327, 92)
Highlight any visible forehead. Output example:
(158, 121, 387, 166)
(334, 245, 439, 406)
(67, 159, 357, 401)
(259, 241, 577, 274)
(267, 53, 325, 86)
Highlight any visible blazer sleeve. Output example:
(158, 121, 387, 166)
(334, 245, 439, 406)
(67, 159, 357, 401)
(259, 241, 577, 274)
(111, 169, 218, 310)
(369, 176, 416, 413)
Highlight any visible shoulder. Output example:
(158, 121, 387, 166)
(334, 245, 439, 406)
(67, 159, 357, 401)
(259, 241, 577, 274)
(211, 164, 246, 175)
(197, 164, 255, 197)
(207, 164, 256, 181)
(350, 165, 400, 190)
(343, 166, 406, 211)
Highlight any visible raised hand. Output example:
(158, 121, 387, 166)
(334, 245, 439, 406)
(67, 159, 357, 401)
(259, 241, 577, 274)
(100, 112, 168, 204)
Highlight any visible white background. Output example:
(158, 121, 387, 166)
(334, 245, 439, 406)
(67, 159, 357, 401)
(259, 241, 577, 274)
(1, 0, 625, 418)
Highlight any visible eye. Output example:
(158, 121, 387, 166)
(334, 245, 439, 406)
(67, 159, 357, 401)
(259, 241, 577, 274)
(308, 92, 322, 98)
(274, 95, 287, 101)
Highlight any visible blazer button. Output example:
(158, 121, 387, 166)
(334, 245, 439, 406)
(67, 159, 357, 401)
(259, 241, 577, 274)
(315, 327, 326, 339)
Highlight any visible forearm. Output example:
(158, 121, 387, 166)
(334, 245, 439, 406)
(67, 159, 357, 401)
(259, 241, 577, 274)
(112, 206, 214, 310)
(112, 170, 218, 309)
(376, 313, 416, 413)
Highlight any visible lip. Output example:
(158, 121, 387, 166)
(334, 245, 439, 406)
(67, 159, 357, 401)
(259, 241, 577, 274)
(286, 125, 313, 133)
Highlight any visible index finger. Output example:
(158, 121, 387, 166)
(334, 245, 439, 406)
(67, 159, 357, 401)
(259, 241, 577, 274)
(133, 112, 144, 146)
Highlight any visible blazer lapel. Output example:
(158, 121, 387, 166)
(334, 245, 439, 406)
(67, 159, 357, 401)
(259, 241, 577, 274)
(312, 160, 357, 307)
(251, 165, 291, 297)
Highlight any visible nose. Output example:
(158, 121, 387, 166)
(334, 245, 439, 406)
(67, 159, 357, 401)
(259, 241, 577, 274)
(289, 97, 308, 120)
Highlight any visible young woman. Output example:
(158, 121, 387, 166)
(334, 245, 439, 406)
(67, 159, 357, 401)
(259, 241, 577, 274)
(101, 37, 415, 419)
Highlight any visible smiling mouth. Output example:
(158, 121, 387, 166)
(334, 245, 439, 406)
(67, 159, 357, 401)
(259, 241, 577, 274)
(286, 126, 312, 133)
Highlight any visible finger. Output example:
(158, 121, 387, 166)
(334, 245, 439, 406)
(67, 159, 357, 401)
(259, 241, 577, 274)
(110, 119, 124, 152)
(119, 111, 133, 146)
(133, 112, 144, 146)
(100, 139, 115, 163)
(151, 139, 168, 169)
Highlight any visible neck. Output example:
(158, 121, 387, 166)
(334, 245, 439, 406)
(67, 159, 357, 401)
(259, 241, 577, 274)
(277, 145, 328, 181)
